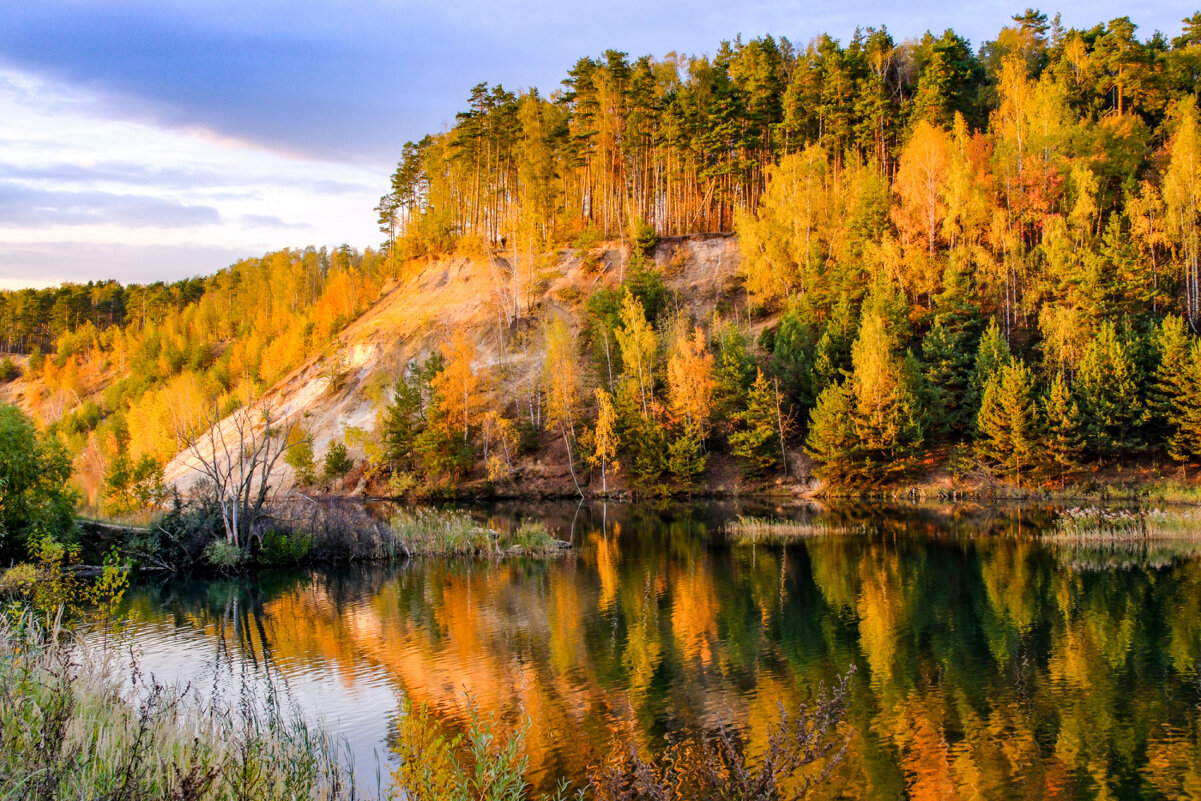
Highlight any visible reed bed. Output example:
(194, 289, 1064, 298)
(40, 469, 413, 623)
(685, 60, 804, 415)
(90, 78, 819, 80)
(390, 509, 568, 556)
(1050, 506, 1201, 543)
(724, 516, 861, 544)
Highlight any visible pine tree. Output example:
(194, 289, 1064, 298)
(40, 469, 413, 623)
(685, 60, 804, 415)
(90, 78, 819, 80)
(382, 372, 424, 472)
(921, 261, 983, 436)
(974, 358, 1040, 483)
(1169, 344, 1201, 462)
(967, 320, 1011, 428)
(730, 369, 782, 477)
(667, 426, 707, 492)
(807, 312, 924, 484)
(1151, 314, 1195, 458)
(323, 441, 354, 487)
(1042, 371, 1084, 483)
(805, 382, 857, 483)
(711, 322, 757, 433)
(769, 301, 819, 413)
(1076, 321, 1149, 462)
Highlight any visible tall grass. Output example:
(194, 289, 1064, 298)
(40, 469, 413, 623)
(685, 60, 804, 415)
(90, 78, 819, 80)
(0, 612, 358, 800)
(1050, 507, 1201, 542)
(390, 509, 567, 556)
(724, 516, 860, 544)
(1048, 506, 1201, 569)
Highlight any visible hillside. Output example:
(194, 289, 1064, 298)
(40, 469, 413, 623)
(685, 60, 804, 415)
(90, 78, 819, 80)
(164, 235, 748, 499)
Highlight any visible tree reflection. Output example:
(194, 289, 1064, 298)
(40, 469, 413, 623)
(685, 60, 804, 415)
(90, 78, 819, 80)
(122, 502, 1201, 797)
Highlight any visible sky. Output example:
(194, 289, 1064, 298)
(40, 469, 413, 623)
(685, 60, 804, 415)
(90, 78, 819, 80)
(0, 0, 1195, 289)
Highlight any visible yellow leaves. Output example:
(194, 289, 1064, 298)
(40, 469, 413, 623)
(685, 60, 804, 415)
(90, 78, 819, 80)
(893, 120, 951, 257)
(126, 371, 211, 463)
(586, 387, 619, 486)
(736, 144, 831, 303)
(430, 330, 485, 440)
(665, 325, 715, 436)
(542, 316, 581, 432)
(615, 293, 657, 418)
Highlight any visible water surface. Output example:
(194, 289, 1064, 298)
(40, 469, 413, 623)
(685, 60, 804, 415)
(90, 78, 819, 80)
(118, 502, 1201, 798)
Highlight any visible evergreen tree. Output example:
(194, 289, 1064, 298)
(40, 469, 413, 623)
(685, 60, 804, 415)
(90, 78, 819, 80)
(921, 261, 983, 436)
(807, 312, 924, 484)
(967, 320, 1011, 427)
(769, 301, 819, 414)
(1042, 371, 1085, 483)
(1166, 344, 1201, 462)
(382, 371, 424, 472)
(730, 369, 783, 477)
(975, 358, 1040, 483)
(667, 426, 707, 492)
(1150, 314, 1196, 458)
(805, 382, 857, 483)
(711, 322, 757, 434)
(323, 442, 354, 486)
(1076, 321, 1149, 462)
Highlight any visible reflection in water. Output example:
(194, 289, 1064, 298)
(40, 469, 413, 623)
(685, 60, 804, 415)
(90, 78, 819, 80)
(120, 502, 1201, 798)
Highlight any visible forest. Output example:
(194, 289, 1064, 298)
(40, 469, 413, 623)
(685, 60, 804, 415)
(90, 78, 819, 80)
(5, 10, 1201, 524)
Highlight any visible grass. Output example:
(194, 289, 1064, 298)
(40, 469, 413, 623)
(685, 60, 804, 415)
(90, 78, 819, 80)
(0, 612, 358, 800)
(1047, 506, 1201, 569)
(1049, 506, 1201, 542)
(389, 509, 568, 556)
(724, 516, 861, 544)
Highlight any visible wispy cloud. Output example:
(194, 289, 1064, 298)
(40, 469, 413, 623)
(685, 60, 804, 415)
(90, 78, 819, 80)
(0, 67, 383, 286)
(0, 183, 221, 228)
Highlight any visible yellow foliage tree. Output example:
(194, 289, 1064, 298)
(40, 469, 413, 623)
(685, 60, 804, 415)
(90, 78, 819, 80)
(587, 387, 619, 494)
(614, 293, 657, 419)
(430, 330, 485, 440)
(893, 120, 951, 258)
(666, 325, 716, 437)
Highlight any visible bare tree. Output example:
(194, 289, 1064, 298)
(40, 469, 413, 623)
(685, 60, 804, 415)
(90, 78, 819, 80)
(181, 401, 295, 551)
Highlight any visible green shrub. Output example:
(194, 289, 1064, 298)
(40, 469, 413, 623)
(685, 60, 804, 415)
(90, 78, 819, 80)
(323, 441, 354, 485)
(0, 358, 18, 383)
(203, 540, 247, 572)
(257, 529, 312, 565)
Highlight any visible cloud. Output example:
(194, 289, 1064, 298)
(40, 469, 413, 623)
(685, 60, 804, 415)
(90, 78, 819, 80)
(0, 241, 251, 286)
(0, 68, 384, 286)
(239, 213, 309, 229)
(0, 182, 221, 228)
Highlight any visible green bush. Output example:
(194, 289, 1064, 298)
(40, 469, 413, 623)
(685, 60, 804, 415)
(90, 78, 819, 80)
(323, 441, 354, 485)
(0, 358, 18, 383)
(203, 540, 247, 572)
(257, 529, 312, 565)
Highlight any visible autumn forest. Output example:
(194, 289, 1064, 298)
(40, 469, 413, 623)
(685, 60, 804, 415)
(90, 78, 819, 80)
(6, 11, 1201, 519)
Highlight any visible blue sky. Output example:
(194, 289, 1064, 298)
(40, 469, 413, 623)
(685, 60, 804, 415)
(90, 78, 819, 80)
(0, 0, 1194, 288)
